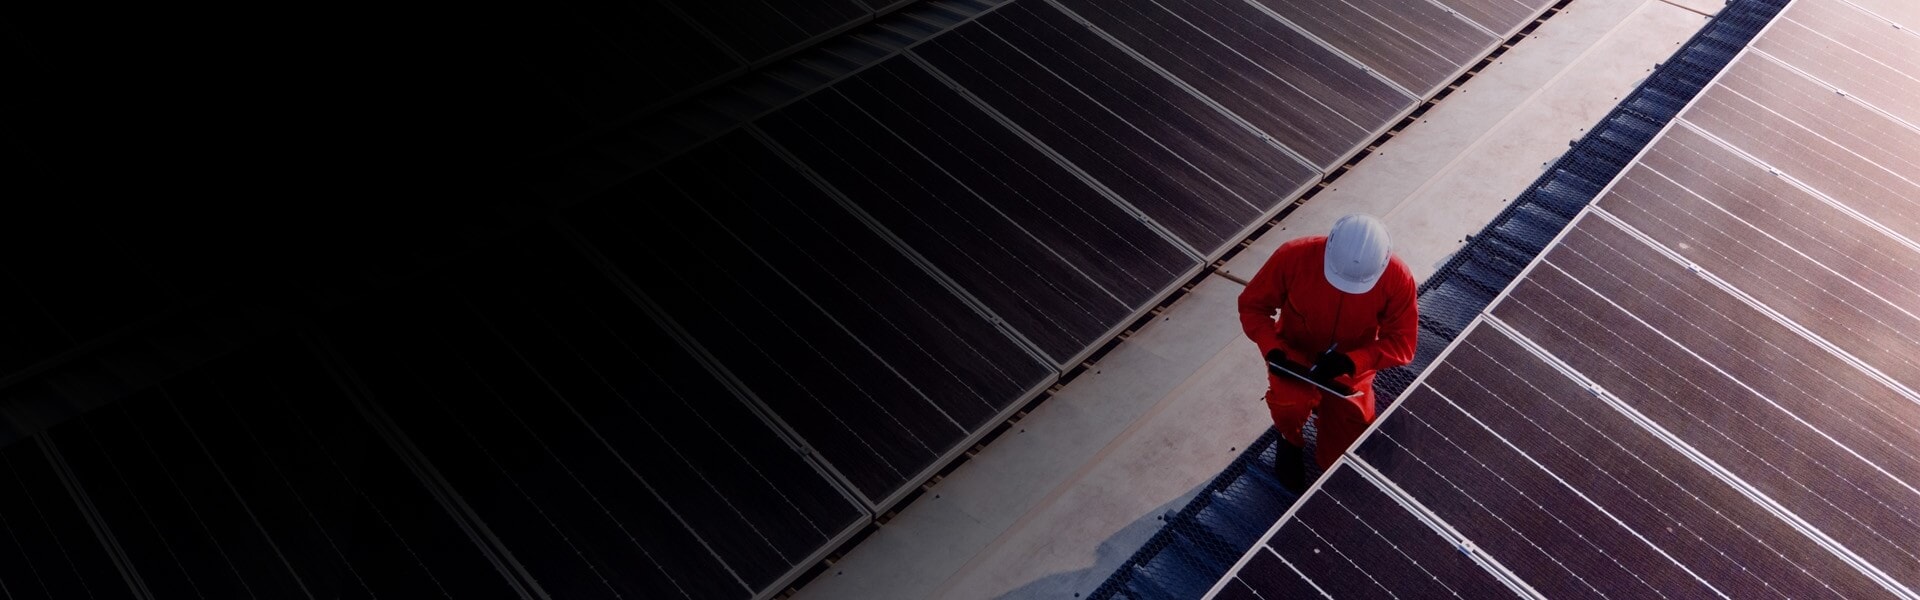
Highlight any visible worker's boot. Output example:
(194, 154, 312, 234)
(1272, 441, 1307, 494)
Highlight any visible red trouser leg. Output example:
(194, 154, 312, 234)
(1265, 373, 1379, 470)
(1311, 383, 1377, 470)
(1264, 372, 1317, 448)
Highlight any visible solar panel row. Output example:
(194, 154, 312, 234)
(572, 134, 1054, 501)
(322, 236, 870, 599)
(497, 0, 1557, 596)
(0, 1, 1564, 599)
(1211, 0, 1920, 596)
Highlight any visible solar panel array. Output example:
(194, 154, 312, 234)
(0, 1, 1562, 599)
(587, 0, 1556, 514)
(1209, 0, 1920, 597)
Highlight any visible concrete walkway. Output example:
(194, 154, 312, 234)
(794, 1, 1716, 598)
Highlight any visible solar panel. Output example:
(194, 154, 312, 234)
(47, 338, 522, 599)
(912, 0, 1320, 255)
(1253, 0, 1498, 95)
(1049, 0, 1416, 168)
(1210, 0, 1920, 596)
(0, 443, 136, 600)
(1432, 0, 1556, 35)
(1753, 0, 1920, 126)
(321, 234, 868, 599)
(1263, 465, 1517, 597)
(570, 133, 1054, 502)
(757, 58, 1201, 364)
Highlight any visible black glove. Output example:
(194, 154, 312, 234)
(1311, 350, 1355, 379)
(1264, 348, 1287, 366)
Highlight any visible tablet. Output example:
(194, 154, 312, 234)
(1266, 356, 1363, 399)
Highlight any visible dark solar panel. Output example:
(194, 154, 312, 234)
(1360, 384, 1715, 598)
(1755, 0, 1920, 126)
(1266, 466, 1516, 597)
(0, 444, 135, 600)
(1051, 0, 1414, 168)
(1213, 576, 1265, 600)
(1683, 69, 1920, 244)
(1253, 0, 1497, 94)
(1236, 546, 1326, 598)
(758, 59, 1199, 364)
(1430, 327, 1887, 597)
(1433, 0, 1553, 35)
(1845, 0, 1920, 28)
(322, 234, 867, 599)
(1603, 126, 1920, 397)
(571, 133, 1053, 499)
(48, 339, 523, 600)
(914, 1, 1318, 254)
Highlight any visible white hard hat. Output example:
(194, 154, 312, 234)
(1324, 214, 1391, 294)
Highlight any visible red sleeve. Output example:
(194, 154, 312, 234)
(1237, 242, 1295, 355)
(1348, 261, 1418, 374)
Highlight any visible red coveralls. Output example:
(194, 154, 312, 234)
(1237, 236, 1418, 469)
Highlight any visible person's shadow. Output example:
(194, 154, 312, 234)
(989, 484, 1202, 600)
(991, 431, 1307, 600)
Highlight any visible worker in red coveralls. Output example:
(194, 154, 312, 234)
(1238, 214, 1417, 493)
